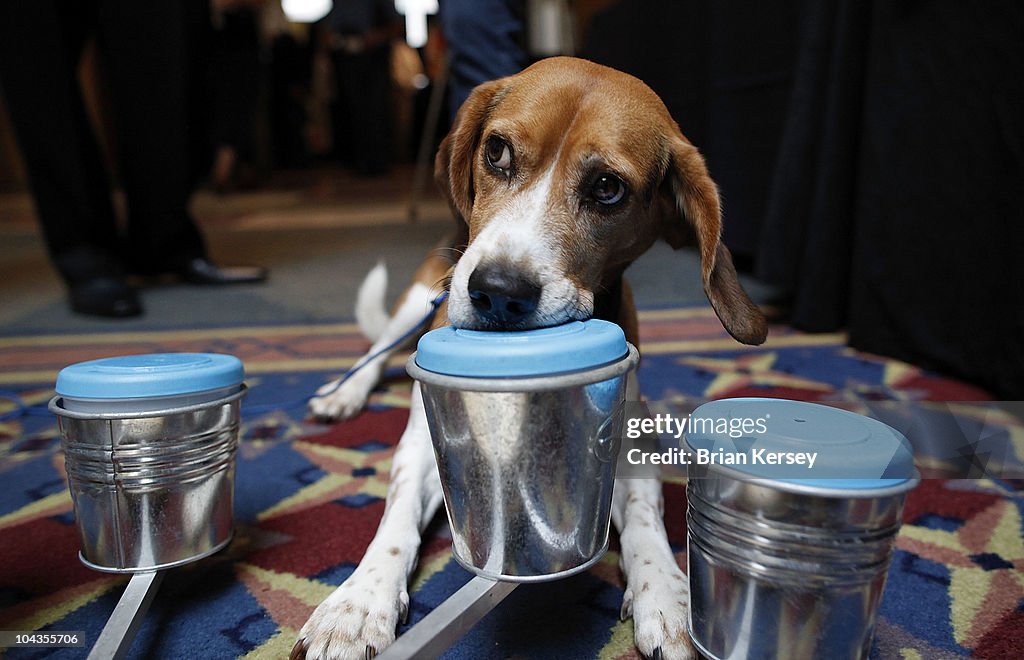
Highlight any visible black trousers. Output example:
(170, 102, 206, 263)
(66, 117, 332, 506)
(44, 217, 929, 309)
(331, 46, 393, 176)
(0, 0, 210, 282)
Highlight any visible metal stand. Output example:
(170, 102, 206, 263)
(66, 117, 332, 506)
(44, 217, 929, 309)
(87, 571, 164, 660)
(377, 576, 518, 659)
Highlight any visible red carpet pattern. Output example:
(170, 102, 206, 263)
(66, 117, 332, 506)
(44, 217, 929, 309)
(1, 307, 1021, 659)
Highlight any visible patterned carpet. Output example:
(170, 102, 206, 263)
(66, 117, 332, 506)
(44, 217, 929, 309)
(1, 307, 1022, 659)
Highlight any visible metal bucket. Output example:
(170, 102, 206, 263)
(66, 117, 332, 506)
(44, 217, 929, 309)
(682, 398, 919, 660)
(407, 320, 638, 582)
(49, 353, 245, 573)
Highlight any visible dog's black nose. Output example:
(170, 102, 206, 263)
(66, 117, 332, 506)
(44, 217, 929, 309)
(467, 264, 541, 325)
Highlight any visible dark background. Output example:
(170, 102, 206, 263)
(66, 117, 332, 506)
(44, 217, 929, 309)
(582, 0, 1024, 398)
(0, 0, 1020, 397)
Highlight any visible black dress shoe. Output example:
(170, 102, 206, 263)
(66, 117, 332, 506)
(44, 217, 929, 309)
(180, 258, 268, 285)
(69, 277, 143, 318)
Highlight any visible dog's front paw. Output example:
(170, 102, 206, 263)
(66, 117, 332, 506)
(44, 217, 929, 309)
(621, 561, 695, 660)
(309, 370, 376, 421)
(293, 571, 408, 660)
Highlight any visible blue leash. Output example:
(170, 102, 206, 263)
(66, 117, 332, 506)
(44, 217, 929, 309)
(243, 290, 448, 414)
(0, 390, 54, 422)
(0, 290, 449, 422)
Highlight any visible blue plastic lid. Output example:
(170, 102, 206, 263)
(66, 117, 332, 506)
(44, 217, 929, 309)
(683, 398, 916, 490)
(414, 319, 629, 378)
(55, 353, 244, 399)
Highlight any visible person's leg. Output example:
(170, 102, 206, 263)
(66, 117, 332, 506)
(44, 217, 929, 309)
(97, 0, 265, 284)
(0, 0, 118, 277)
(208, 10, 263, 188)
(347, 47, 394, 175)
(96, 0, 209, 272)
(440, 0, 527, 118)
(330, 49, 356, 167)
(0, 0, 142, 316)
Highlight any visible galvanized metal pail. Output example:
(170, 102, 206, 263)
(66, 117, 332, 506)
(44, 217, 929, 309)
(683, 398, 919, 660)
(49, 353, 245, 573)
(407, 320, 639, 582)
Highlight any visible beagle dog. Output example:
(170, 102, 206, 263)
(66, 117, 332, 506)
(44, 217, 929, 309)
(297, 57, 767, 660)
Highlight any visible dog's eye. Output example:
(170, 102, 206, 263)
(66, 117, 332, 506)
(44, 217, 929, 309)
(484, 137, 513, 173)
(591, 174, 627, 206)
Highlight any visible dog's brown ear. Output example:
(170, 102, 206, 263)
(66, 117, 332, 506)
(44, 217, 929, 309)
(434, 80, 505, 225)
(662, 136, 768, 345)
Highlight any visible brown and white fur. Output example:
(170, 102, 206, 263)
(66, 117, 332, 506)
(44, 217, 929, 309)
(297, 57, 767, 660)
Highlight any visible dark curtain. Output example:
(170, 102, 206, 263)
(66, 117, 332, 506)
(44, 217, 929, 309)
(584, 1, 1024, 397)
(582, 0, 798, 260)
(756, 0, 870, 329)
(757, 1, 1024, 397)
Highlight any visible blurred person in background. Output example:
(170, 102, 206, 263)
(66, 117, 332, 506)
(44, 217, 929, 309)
(441, 0, 528, 120)
(0, 0, 267, 319)
(324, 0, 404, 176)
(208, 0, 267, 191)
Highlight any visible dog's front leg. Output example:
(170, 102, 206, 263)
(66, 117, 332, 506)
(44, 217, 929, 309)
(310, 276, 438, 421)
(613, 476, 695, 660)
(295, 384, 444, 660)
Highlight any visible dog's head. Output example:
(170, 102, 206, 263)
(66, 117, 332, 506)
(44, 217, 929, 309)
(435, 57, 766, 345)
